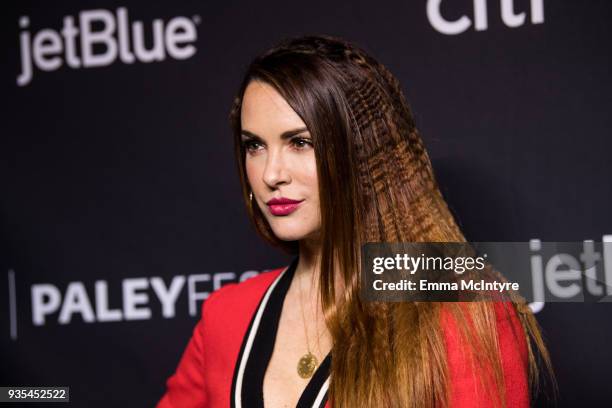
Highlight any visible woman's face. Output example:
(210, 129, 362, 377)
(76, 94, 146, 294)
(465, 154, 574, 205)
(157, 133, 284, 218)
(240, 80, 321, 242)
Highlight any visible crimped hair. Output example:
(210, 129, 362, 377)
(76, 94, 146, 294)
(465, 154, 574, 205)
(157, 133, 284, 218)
(229, 34, 554, 407)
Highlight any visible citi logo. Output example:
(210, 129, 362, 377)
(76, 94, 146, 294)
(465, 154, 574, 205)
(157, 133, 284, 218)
(16, 7, 200, 87)
(427, 0, 544, 35)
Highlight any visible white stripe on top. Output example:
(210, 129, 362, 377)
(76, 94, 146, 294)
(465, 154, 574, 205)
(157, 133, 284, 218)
(234, 265, 289, 408)
(313, 377, 330, 408)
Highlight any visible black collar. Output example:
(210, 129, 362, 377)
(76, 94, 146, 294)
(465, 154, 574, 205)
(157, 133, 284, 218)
(231, 256, 331, 408)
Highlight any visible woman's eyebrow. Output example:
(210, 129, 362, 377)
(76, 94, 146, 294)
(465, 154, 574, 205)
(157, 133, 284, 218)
(241, 127, 309, 140)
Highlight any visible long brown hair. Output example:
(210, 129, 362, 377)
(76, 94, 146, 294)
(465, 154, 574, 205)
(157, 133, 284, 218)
(229, 35, 554, 407)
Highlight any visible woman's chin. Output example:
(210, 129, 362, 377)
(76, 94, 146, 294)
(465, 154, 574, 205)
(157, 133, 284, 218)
(269, 225, 316, 242)
(271, 231, 307, 242)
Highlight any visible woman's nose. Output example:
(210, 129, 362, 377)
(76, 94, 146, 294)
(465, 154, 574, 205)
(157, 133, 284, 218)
(262, 148, 291, 187)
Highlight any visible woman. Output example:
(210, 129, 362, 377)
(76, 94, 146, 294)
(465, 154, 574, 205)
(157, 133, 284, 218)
(157, 35, 553, 407)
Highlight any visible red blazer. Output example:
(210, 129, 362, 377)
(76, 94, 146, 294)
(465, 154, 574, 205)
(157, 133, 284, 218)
(157, 262, 529, 407)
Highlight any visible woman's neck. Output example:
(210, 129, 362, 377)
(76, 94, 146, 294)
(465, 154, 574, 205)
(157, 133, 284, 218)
(296, 237, 322, 295)
(296, 236, 345, 303)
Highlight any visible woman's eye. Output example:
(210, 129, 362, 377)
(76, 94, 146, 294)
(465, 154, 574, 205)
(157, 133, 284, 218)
(292, 138, 313, 150)
(243, 140, 262, 152)
(242, 138, 312, 154)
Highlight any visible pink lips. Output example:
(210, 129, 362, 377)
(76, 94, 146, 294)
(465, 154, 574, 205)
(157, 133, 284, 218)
(266, 197, 304, 216)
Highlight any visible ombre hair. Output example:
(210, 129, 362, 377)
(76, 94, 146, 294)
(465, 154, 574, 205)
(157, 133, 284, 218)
(229, 35, 554, 407)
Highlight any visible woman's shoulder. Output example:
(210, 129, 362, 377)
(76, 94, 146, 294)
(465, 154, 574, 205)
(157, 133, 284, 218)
(440, 301, 524, 325)
(201, 264, 287, 319)
(156, 264, 291, 408)
(440, 301, 528, 348)
(440, 301, 530, 407)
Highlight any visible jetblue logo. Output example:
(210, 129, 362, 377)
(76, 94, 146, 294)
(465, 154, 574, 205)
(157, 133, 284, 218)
(427, 0, 545, 35)
(16, 7, 200, 87)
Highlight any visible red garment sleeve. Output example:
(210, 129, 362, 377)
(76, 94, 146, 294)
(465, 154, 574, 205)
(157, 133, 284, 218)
(442, 302, 530, 408)
(156, 295, 212, 408)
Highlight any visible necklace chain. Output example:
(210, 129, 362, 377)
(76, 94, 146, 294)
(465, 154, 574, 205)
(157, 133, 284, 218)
(296, 270, 324, 378)
(298, 273, 311, 352)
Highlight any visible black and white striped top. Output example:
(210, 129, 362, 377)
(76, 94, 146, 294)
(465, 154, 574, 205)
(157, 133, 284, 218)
(230, 256, 331, 408)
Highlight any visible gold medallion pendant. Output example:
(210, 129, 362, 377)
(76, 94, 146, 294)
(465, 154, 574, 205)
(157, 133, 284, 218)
(297, 352, 318, 378)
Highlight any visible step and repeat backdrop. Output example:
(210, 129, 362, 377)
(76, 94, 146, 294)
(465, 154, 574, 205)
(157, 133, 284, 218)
(1, 0, 611, 406)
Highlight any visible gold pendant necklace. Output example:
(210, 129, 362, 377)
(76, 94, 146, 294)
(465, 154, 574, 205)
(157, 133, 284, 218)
(297, 270, 320, 379)
(297, 351, 318, 379)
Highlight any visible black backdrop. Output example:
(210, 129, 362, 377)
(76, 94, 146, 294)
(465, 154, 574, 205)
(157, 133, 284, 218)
(1, 0, 611, 406)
